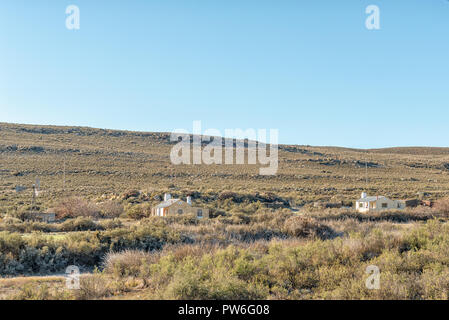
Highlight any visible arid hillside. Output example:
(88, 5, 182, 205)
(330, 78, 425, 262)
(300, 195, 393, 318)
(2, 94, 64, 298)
(2, 123, 449, 300)
(1, 122, 449, 213)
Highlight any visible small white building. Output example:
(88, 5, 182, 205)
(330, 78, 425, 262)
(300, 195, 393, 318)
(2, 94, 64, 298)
(151, 194, 209, 219)
(356, 192, 405, 213)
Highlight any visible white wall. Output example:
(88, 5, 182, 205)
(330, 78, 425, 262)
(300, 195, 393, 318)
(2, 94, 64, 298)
(356, 198, 405, 213)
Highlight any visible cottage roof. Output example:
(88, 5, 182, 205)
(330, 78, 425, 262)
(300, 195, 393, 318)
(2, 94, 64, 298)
(155, 199, 190, 208)
(357, 196, 386, 203)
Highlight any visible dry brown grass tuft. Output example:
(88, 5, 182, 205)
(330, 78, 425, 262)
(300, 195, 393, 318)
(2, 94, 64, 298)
(434, 198, 449, 215)
(283, 216, 337, 240)
(103, 250, 158, 277)
(54, 197, 99, 219)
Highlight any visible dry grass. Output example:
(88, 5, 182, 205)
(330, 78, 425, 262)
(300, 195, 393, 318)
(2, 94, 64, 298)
(2, 123, 449, 300)
(434, 198, 449, 215)
(1, 122, 449, 216)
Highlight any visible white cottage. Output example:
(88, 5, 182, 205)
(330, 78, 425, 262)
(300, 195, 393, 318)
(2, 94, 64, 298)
(151, 194, 209, 219)
(356, 192, 405, 213)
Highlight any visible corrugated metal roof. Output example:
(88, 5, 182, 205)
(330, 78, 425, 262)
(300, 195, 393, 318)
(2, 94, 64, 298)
(155, 199, 191, 208)
(357, 196, 386, 202)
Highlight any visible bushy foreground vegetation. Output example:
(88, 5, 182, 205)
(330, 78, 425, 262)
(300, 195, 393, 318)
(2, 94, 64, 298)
(100, 220, 449, 300)
(5, 219, 449, 300)
(2, 203, 449, 300)
(0, 218, 183, 275)
(4, 196, 446, 277)
(0, 207, 341, 276)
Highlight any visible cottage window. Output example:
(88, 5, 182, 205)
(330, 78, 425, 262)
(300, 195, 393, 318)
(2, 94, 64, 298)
(178, 209, 183, 214)
(197, 209, 203, 218)
(382, 203, 388, 208)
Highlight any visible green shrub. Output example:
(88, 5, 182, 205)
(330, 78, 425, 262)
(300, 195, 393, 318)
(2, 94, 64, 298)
(283, 216, 337, 240)
(60, 217, 102, 232)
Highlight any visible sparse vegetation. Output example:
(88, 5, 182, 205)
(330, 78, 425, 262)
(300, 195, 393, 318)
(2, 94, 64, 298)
(434, 198, 449, 215)
(1, 123, 449, 300)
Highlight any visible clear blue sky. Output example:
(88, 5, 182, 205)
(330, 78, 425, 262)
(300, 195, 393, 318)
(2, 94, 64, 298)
(1, 0, 448, 148)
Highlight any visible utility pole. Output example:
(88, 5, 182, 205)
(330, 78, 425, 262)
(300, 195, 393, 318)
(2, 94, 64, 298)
(366, 160, 368, 187)
(63, 155, 66, 192)
(31, 184, 37, 212)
